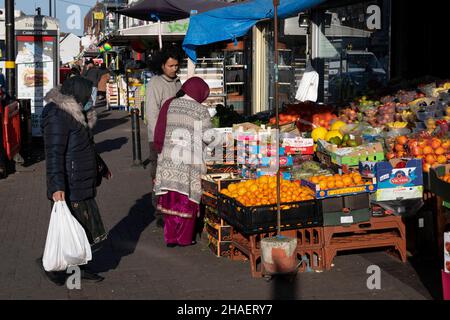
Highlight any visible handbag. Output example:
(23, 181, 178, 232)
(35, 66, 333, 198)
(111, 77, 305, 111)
(96, 152, 110, 187)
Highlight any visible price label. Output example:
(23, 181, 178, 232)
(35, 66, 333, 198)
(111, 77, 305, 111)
(341, 216, 354, 224)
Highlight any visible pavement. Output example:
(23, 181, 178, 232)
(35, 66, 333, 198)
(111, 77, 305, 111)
(0, 104, 443, 300)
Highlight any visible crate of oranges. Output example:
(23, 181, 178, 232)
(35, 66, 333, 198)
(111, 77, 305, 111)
(301, 172, 377, 199)
(217, 176, 322, 235)
(429, 164, 450, 201)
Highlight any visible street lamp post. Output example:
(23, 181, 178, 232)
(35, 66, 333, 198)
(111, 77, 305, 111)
(5, 0, 15, 100)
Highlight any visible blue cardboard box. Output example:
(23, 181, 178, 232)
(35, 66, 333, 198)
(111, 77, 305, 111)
(374, 159, 423, 201)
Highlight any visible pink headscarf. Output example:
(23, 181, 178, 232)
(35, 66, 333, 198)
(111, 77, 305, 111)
(153, 77, 210, 154)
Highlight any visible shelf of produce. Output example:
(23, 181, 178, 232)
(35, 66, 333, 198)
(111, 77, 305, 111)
(323, 215, 407, 270)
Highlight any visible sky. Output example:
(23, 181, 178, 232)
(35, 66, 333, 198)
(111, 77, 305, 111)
(0, 0, 98, 36)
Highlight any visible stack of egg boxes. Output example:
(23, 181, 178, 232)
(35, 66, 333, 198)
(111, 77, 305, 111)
(234, 128, 293, 180)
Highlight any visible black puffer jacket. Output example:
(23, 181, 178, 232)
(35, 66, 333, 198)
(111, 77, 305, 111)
(41, 87, 98, 201)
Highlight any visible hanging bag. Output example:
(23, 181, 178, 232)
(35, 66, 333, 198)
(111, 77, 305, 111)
(42, 201, 92, 271)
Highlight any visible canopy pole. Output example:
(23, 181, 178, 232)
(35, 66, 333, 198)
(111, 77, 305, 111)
(273, 0, 281, 235)
(158, 20, 163, 49)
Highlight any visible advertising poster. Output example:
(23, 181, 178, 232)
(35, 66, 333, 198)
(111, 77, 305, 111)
(16, 37, 56, 136)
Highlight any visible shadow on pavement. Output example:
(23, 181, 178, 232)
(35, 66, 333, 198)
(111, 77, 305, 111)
(89, 193, 155, 273)
(95, 137, 129, 154)
(18, 138, 45, 168)
(93, 116, 130, 136)
(270, 275, 298, 300)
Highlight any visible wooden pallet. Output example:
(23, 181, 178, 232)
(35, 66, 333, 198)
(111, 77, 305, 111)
(323, 215, 407, 270)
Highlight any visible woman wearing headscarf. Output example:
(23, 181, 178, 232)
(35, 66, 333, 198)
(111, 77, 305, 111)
(153, 77, 212, 247)
(39, 76, 110, 285)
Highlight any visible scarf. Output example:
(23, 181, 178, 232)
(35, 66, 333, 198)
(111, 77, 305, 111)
(153, 77, 210, 154)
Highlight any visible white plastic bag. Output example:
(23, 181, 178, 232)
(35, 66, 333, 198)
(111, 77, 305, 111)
(295, 63, 319, 102)
(42, 201, 92, 271)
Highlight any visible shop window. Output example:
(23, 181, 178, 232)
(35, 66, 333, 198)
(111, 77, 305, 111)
(316, 0, 391, 104)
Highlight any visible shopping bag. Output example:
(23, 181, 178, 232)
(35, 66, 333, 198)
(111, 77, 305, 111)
(42, 201, 92, 271)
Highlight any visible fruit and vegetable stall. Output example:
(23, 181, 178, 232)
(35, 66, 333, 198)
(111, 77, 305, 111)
(201, 80, 450, 280)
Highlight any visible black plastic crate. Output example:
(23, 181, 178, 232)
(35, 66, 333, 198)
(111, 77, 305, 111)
(201, 176, 243, 196)
(217, 194, 322, 235)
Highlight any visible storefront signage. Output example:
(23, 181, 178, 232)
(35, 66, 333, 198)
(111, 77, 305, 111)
(93, 12, 104, 20)
(167, 21, 189, 33)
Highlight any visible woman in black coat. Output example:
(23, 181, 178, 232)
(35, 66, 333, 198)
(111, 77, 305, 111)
(40, 76, 109, 285)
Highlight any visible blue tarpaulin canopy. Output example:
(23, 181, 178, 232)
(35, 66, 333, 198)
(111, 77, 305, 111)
(182, 0, 325, 62)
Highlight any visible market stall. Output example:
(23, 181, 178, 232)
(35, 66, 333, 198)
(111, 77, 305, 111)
(199, 78, 450, 291)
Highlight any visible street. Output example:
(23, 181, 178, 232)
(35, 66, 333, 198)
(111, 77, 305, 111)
(0, 105, 438, 300)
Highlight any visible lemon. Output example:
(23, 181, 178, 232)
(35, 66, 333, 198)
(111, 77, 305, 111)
(311, 127, 328, 142)
(325, 130, 343, 142)
(330, 120, 346, 132)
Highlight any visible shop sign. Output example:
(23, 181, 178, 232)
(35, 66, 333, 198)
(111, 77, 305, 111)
(93, 12, 104, 20)
(167, 21, 189, 33)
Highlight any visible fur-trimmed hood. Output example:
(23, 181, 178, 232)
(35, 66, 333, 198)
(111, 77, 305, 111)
(44, 86, 97, 129)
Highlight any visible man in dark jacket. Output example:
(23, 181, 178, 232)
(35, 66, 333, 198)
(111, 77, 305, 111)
(82, 59, 100, 106)
(40, 76, 109, 285)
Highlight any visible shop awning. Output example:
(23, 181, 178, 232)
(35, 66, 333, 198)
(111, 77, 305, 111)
(182, 0, 325, 62)
(118, 0, 240, 22)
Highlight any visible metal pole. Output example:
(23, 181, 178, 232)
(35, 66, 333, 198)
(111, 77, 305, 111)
(131, 108, 142, 166)
(5, 0, 15, 99)
(127, 69, 142, 166)
(49, 0, 52, 17)
(273, 0, 281, 235)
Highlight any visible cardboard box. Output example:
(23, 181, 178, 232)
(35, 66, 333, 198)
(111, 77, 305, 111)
(301, 178, 377, 199)
(318, 193, 371, 226)
(256, 169, 292, 180)
(282, 137, 314, 155)
(374, 159, 423, 201)
(430, 164, 450, 201)
(318, 140, 385, 167)
(359, 161, 377, 178)
(259, 156, 293, 167)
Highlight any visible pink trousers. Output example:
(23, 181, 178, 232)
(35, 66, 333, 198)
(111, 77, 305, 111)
(158, 191, 199, 246)
(164, 214, 197, 246)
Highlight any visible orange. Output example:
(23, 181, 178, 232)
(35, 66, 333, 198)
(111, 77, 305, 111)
(353, 176, 363, 185)
(431, 139, 441, 149)
(437, 155, 447, 164)
(342, 177, 352, 186)
(259, 176, 269, 185)
(423, 146, 433, 155)
(335, 180, 344, 188)
(425, 154, 436, 165)
(327, 181, 336, 189)
(435, 147, 446, 156)
(319, 181, 328, 190)
(228, 184, 237, 192)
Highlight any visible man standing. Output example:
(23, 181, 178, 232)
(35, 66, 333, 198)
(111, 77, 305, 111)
(82, 59, 100, 106)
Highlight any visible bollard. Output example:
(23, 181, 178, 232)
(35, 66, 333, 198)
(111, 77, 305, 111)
(131, 108, 142, 166)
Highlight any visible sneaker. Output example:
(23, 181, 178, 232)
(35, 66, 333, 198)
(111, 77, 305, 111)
(80, 270, 105, 282)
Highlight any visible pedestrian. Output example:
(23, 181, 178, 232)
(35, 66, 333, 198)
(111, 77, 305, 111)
(82, 59, 101, 106)
(97, 63, 110, 104)
(153, 77, 211, 247)
(0, 69, 6, 90)
(145, 47, 182, 225)
(69, 65, 81, 78)
(39, 76, 110, 285)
